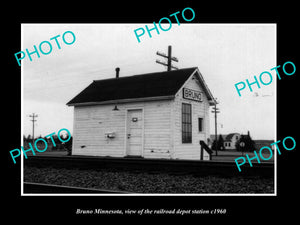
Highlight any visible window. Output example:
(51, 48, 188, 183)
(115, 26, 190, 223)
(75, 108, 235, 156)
(182, 103, 192, 143)
(198, 118, 203, 132)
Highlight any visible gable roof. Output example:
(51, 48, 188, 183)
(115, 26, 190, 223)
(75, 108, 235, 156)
(210, 133, 240, 142)
(67, 67, 214, 106)
(210, 134, 226, 141)
(225, 133, 240, 141)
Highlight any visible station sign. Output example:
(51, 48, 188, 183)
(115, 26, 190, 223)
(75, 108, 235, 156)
(183, 88, 202, 102)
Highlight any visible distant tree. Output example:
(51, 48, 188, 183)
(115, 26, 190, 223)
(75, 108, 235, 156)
(212, 139, 217, 150)
(236, 131, 255, 152)
(26, 134, 32, 142)
(49, 134, 59, 150)
(63, 136, 72, 156)
(236, 135, 245, 151)
(217, 134, 225, 150)
(53, 134, 59, 142)
(212, 135, 225, 151)
(23, 135, 27, 147)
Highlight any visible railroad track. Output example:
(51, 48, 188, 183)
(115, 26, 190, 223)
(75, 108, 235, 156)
(23, 182, 131, 194)
(24, 155, 274, 177)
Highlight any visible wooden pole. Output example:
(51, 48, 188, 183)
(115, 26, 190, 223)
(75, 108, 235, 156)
(167, 45, 172, 71)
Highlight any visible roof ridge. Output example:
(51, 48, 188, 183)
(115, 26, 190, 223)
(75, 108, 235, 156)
(92, 67, 198, 82)
(66, 67, 207, 106)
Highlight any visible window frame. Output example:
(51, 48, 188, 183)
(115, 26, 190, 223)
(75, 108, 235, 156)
(182, 103, 192, 143)
(198, 117, 204, 132)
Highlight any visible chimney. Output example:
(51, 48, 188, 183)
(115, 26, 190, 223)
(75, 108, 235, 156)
(115, 67, 120, 78)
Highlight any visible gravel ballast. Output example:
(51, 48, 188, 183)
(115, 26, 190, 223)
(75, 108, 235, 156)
(24, 166, 274, 194)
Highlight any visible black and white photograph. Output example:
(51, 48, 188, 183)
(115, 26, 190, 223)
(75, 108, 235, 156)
(21, 23, 276, 195)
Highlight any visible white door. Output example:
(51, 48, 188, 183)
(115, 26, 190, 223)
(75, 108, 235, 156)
(126, 109, 143, 156)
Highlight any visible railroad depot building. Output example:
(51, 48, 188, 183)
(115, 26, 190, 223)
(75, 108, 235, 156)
(67, 67, 215, 160)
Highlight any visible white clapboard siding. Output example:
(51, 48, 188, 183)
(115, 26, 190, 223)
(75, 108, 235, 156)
(71, 72, 211, 160)
(172, 73, 211, 160)
(72, 104, 125, 156)
(72, 100, 172, 159)
(142, 100, 171, 158)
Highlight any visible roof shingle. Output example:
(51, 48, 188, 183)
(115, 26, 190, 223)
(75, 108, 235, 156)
(67, 67, 210, 105)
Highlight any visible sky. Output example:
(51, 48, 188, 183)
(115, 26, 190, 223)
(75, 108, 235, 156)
(22, 23, 276, 140)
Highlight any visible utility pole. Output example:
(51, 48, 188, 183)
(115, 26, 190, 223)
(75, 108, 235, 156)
(211, 100, 220, 156)
(29, 113, 38, 141)
(156, 45, 179, 71)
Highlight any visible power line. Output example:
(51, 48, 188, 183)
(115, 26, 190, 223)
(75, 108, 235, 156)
(211, 100, 220, 156)
(156, 45, 179, 71)
(29, 113, 38, 140)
